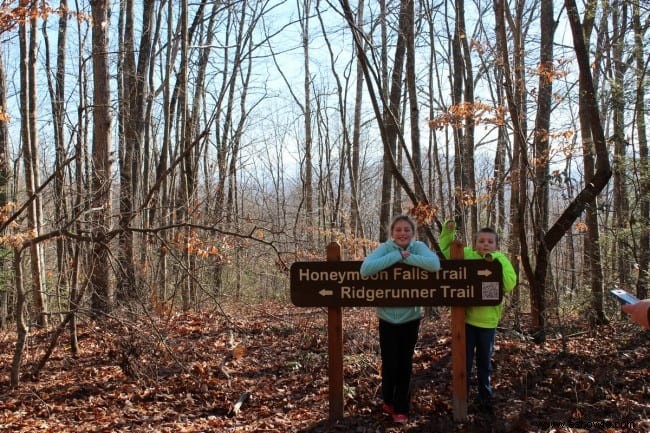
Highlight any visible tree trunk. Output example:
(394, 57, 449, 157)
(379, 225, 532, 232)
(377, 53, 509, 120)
(495, 0, 526, 328)
(451, 0, 464, 226)
(457, 0, 477, 235)
(633, 0, 649, 299)
(0, 55, 8, 330)
(350, 0, 365, 244)
(527, 0, 554, 335)
(116, 0, 151, 304)
(42, 0, 69, 323)
(89, 0, 114, 317)
(178, 0, 191, 311)
(526, 0, 612, 338)
(11, 250, 26, 388)
(301, 0, 314, 246)
(579, 0, 607, 325)
(610, 3, 631, 290)
(404, 0, 427, 219)
(378, 0, 394, 242)
(19, 3, 47, 327)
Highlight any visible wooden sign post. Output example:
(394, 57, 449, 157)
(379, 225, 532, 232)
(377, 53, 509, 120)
(450, 240, 468, 421)
(290, 242, 500, 423)
(326, 242, 344, 421)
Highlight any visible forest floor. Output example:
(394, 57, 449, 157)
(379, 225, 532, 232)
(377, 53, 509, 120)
(0, 301, 648, 433)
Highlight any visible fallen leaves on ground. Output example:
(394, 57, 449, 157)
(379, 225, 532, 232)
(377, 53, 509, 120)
(0, 302, 648, 432)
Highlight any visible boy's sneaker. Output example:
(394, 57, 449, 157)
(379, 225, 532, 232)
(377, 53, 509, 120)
(392, 413, 408, 424)
(381, 403, 394, 415)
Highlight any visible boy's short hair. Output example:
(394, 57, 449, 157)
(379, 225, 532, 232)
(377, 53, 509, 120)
(475, 227, 499, 245)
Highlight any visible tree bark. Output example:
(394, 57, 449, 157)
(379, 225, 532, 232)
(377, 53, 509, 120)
(89, 0, 114, 317)
(11, 250, 26, 387)
(610, 2, 631, 291)
(633, 0, 649, 299)
(42, 0, 69, 323)
(578, 0, 607, 325)
(350, 0, 365, 243)
(0, 55, 8, 330)
(301, 0, 314, 246)
(19, 1, 47, 327)
(116, 0, 154, 304)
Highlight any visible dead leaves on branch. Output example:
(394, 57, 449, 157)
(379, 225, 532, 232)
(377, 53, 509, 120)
(429, 101, 506, 130)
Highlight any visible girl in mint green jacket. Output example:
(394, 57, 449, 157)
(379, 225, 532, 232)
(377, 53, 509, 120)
(439, 220, 517, 411)
(360, 215, 441, 423)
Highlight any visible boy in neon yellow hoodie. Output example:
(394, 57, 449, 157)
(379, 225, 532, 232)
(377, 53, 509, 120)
(439, 220, 517, 412)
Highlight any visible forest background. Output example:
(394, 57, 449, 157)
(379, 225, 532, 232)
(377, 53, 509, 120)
(0, 0, 648, 430)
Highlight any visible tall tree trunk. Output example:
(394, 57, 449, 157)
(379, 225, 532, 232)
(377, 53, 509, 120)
(579, 0, 607, 325)
(423, 1, 444, 223)
(349, 0, 365, 244)
(71, 6, 91, 351)
(633, 0, 649, 299)
(378, 0, 408, 241)
(611, 2, 631, 289)
(11, 250, 26, 387)
(117, 0, 134, 305)
(495, 0, 528, 332)
(522, 0, 612, 340)
(405, 0, 425, 213)
(457, 0, 477, 235)
(153, 0, 175, 306)
(299, 0, 314, 246)
(451, 0, 464, 226)
(117, 0, 153, 304)
(0, 55, 8, 330)
(378, 0, 393, 242)
(527, 0, 555, 335)
(19, 2, 47, 327)
(43, 0, 69, 323)
(89, 0, 114, 317)
(178, 0, 191, 311)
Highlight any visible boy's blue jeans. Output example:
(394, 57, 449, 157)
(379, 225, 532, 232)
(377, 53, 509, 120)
(465, 324, 496, 400)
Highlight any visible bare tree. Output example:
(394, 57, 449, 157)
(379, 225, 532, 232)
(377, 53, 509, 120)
(452, 0, 478, 235)
(495, 0, 531, 328)
(299, 0, 315, 246)
(377, 0, 401, 242)
(116, 0, 155, 304)
(350, 0, 366, 242)
(578, 0, 607, 325)
(18, 0, 47, 327)
(10, 248, 25, 387)
(610, 1, 632, 290)
(42, 0, 69, 322)
(89, 0, 114, 317)
(0, 55, 8, 329)
(633, 0, 649, 300)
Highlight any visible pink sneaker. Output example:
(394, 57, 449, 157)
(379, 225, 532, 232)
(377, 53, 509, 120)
(392, 413, 408, 424)
(381, 403, 394, 415)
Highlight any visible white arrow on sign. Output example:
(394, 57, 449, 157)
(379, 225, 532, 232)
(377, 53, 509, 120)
(477, 269, 492, 277)
(319, 289, 334, 296)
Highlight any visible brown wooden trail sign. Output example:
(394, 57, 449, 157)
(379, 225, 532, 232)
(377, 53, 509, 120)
(290, 259, 503, 307)
(292, 241, 497, 423)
